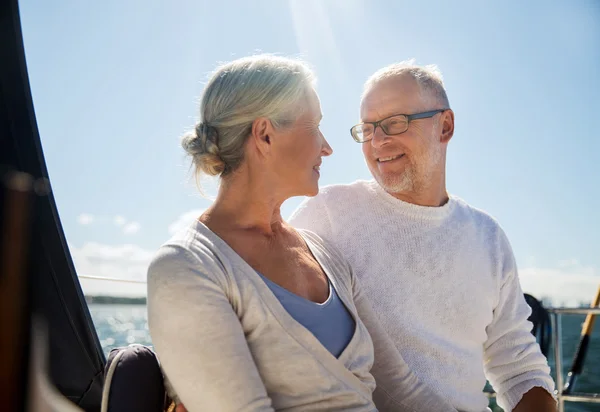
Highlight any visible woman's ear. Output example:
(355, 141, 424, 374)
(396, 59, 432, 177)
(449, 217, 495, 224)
(251, 117, 272, 154)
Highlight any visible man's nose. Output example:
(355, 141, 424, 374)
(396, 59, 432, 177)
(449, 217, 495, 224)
(370, 126, 390, 149)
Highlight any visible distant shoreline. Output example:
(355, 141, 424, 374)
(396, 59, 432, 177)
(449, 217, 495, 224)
(85, 296, 146, 305)
(84, 295, 592, 308)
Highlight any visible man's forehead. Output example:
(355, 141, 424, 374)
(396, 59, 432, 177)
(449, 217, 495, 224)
(360, 75, 423, 121)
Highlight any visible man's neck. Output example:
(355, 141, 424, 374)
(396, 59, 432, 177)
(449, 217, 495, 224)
(387, 183, 449, 207)
(383, 160, 449, 207)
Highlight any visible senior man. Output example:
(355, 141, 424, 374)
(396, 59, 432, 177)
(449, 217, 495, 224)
(289, 61, 556, 412)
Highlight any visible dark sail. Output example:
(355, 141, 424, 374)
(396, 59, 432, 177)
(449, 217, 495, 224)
(1, 0, 105, 410)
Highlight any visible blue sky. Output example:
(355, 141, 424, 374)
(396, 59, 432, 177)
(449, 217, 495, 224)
(18, 0, 600, 303)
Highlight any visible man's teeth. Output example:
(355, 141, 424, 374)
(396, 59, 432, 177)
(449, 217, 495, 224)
(313, 166, 320, 171)
(378, 155, 402, 162)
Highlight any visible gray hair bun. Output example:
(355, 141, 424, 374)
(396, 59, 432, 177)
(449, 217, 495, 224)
(181, 122, 226, 176)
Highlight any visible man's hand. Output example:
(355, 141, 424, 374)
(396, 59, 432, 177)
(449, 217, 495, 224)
(513, 387, 557, 412)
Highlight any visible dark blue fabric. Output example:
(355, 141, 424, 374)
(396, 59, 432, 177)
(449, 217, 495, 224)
(258, 273, 355, 358)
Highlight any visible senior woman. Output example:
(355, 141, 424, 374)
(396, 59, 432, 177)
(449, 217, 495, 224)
(147, 55, 455, 412)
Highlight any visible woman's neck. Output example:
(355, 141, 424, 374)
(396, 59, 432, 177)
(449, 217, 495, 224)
(200, 168, 287, 237)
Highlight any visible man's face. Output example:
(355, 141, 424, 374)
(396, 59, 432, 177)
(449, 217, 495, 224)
(360, 75, 446, 196)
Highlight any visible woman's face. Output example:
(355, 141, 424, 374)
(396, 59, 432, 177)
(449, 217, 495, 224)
(271, 88, 333, 198)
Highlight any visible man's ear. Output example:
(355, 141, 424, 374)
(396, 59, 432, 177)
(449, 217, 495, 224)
(440, 109, 454, 144)
(251, 117, 272, 155)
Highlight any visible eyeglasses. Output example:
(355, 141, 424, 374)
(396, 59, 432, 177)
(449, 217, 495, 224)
(350, 109, 447, 143)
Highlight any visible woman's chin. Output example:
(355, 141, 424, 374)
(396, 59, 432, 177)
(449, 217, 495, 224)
(305, 182, 320, 197)
(286, 177, 320, 199)
(306, 188, 319, 197)
(293, 182, 319, 198)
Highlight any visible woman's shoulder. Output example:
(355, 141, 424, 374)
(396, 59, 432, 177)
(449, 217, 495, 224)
(297, 228, 355, 287)
(147, 221, 233, 290)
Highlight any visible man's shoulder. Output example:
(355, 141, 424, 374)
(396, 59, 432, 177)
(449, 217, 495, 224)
(315, 179, 376, 202)
(288, 180, 375, 235)
(451, 195, 508, 238)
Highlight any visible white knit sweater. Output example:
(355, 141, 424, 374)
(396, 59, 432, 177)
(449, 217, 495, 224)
(288, 180, 555, 412)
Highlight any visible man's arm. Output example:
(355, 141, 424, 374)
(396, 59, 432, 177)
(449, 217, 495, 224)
(513, 387, 557, 412)
(483, 230, 556, 412)
(351, 271, 458, 412)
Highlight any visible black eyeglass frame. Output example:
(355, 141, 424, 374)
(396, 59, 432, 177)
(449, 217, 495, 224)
(350, 109, 448, 143)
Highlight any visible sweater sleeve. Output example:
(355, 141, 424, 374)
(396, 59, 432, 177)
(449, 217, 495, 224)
(351, 269, 458, 412)
(146, 245, 275, 412)
(483, 230, 556, 411)
(288, 194, 334, 243)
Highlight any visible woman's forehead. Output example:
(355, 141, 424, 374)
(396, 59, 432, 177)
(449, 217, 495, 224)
(303, 88, 322, 118)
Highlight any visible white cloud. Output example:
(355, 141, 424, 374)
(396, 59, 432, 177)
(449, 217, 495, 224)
(70, 241, 155, 297)
(77, 214, 135, 233)
(76, 242, 154, 263)
(168, 209, 205, 235)
(519, 262, 599, 307)
(77, 213, 94, 225)
(122, 222, 141, 235)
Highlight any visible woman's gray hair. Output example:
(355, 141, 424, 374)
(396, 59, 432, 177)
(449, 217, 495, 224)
(362, 58, 450, 108)
(182, 54, 316, 180)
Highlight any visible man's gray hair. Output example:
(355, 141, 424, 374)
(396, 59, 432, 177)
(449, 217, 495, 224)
(362, 59, 450, 108)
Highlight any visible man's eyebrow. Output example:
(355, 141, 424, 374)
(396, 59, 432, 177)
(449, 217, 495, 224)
(362, 111, 401, 122)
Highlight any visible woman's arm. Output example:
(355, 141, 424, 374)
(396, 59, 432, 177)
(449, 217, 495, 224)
(351, 273, 457, 412)
(147, 246, 275, 412)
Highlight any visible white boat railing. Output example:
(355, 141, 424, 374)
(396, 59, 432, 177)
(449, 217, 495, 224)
(78, 275, 147, 284)
(78, 276, 599, 411)
(549, 307, 600, 412)
(486, 307, 600, 411)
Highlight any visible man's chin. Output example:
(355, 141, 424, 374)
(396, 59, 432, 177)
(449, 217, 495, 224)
(374, 174, 412, 195)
